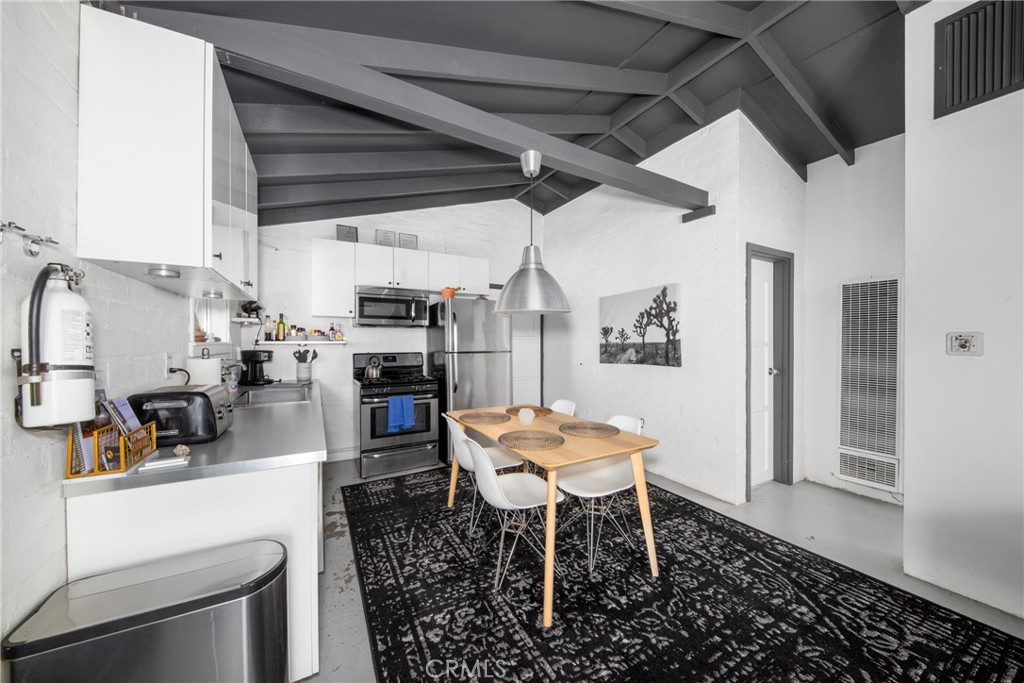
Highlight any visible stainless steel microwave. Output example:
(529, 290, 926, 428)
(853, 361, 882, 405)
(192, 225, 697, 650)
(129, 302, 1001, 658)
(354, 286, 430, 327)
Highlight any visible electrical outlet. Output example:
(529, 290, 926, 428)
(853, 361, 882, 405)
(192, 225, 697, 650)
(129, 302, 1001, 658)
(163, 352, 173, 378)
(946, 331, 984, 356)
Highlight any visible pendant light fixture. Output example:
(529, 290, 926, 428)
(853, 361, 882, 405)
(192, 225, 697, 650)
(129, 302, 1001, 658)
(494, 151, 571, 314)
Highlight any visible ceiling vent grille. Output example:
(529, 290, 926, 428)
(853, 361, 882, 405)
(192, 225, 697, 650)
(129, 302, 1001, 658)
(838, 279, 901, 492)
(838, 452, 899, 492)
(935, 0, 1024, 119)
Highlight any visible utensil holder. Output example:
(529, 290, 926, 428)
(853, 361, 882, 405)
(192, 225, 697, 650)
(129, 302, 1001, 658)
(296, 362, 312, 382)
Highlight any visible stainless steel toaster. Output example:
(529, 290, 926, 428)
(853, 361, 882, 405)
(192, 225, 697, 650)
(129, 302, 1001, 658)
(127, 384, 233, 446)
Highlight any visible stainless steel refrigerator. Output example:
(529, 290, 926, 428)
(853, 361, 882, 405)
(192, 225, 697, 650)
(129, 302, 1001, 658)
(428, 296, 512, 463)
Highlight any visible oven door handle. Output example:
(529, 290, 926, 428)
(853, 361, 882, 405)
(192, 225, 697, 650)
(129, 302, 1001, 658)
(362, 395, 437, 404)
(363, 443, 439, 459)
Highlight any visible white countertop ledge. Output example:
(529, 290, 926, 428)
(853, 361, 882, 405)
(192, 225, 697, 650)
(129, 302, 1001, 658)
(63, 381, 328, 498)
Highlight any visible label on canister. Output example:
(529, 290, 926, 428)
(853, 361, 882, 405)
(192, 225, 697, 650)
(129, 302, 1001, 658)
(61, 309, 94, 362)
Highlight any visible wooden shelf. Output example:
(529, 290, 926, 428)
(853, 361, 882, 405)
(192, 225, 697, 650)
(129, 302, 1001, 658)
(254, 340, 348, 346)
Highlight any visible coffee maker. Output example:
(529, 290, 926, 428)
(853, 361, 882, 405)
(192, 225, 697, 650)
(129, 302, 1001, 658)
(241, 349, 274, 386)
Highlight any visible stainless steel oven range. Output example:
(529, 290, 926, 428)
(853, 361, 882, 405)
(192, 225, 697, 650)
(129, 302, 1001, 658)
(353, 352, 440, 478)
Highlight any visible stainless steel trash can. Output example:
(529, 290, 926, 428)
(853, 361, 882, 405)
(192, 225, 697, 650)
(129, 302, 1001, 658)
(2, 539, 287, 682)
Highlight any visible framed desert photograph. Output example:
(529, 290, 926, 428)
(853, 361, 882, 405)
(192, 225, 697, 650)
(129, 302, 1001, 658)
(599, 284, 681, 366)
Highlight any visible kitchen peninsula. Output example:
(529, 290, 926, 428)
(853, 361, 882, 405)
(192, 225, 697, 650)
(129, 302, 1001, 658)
(62, 382, 327, 682)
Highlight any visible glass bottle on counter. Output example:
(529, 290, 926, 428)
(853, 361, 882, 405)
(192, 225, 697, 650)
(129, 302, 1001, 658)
(264, 315, 273, 342)
(275, 313, 286, 341)
(328, 322, 336, 340)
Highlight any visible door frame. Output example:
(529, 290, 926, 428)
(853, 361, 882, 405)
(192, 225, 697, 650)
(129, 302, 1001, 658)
(745, 243, 794, 502)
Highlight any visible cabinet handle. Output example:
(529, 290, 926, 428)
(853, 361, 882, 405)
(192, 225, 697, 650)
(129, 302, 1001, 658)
(388, 281, 392, 285)
(213, 252, 223, 260)
(396, 282, 401, 286)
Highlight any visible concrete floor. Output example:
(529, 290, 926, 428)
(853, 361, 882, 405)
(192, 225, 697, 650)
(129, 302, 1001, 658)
(307, 460, 1024, 682)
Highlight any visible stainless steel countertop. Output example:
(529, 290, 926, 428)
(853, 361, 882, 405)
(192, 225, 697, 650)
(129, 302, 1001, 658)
(63, 381, 327, 498)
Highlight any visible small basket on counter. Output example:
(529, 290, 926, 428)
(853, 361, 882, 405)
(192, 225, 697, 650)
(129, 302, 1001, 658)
(66, 422, 157, 478)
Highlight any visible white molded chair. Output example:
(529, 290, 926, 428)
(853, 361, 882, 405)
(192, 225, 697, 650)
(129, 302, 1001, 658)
(549, 399, 576, 416)
(444, 415, 522, 534)
(556, 414, 642, 574)
(467, 437, 564, 590)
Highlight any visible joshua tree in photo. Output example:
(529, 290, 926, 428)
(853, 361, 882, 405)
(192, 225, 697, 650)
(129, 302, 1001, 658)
(600, 325, 613, 353)
(633, 309, 651, 357)
(616, 327, 630, 351)
(667, 317, 680, 364)
(648, 286, 680, 365)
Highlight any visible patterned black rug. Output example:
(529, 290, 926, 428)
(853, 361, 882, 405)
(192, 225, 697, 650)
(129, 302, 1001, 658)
(340, 469, 1024, 682)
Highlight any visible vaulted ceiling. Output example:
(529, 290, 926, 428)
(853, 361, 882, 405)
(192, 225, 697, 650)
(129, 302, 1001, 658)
(114, 1, 914, 225)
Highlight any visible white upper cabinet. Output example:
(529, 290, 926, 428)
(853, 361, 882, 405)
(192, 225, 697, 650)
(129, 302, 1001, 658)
(311, 239, 355, 317)
(354, 244, 395, 287)
(459, 256, 491, 295)
(428, 252, 461, 291)
(392, 248, 429, 290)
(77, 7, 256, 301)
(355, 244, 429, 290)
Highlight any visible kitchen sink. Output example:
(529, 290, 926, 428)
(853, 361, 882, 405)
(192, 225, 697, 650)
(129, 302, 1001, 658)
(235, 383, 311, 407)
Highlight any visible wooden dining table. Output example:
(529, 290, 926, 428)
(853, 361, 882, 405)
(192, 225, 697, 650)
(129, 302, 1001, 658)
(446, 406, 660, 628)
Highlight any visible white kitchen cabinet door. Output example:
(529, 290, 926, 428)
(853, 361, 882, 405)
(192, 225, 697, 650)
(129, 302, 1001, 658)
(355, 243, 395, 287)
(460, 256, 491, 295)
(244, 151, 259, 299)
(428, 252, 461, 291)
(78, 6, 208, 266)
(311, 239, 356, 317)
(511, 314, 542, 405)
(226, 106, 248, 288)
(393, 248, 428, 290)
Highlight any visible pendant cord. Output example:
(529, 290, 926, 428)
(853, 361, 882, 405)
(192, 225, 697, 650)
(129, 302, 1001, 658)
(528, 177, 535, 246)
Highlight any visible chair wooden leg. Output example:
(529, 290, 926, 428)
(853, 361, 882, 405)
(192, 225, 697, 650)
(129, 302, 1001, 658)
(447, 458, 460, 508)
(630, 451, 659, 577)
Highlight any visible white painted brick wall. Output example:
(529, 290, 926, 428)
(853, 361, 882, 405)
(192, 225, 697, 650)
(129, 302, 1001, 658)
(256, 200, 530, 459)
(0, 2, 188, 636)
(804, 135, 905, 503)
(544, 112, 805, 505)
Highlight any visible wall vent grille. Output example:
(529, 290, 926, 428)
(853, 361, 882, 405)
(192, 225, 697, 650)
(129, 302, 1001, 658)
(838, 279, 901, 492)
(935, 0, 1024, 119)
(838, 452, 899, 492)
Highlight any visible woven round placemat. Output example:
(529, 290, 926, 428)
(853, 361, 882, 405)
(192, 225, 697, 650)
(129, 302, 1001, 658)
(505, 405, 553, 417)
(498, 430, 565, 450)
(459, 411, 511, 425)
(559, 421, 621, 438)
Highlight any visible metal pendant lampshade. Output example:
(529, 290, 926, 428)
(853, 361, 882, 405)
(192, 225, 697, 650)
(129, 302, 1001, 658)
(495, 151, 571, 314)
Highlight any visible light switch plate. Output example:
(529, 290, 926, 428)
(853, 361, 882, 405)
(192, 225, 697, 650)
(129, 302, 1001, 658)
(946, 331, 984, 356)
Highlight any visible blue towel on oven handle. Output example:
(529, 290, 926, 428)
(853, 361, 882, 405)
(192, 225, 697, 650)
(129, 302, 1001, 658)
(387, 395, 416, 433)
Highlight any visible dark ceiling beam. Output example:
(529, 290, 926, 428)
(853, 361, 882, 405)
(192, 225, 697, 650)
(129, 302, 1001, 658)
(342, 31, 668, 95)
(258, 171, 527, 208)
(496, 113, 610, 134)
(229, 20, 667, 95)
(539, 176, 571, 200)
(589, 1, 750, 39)
(253, 149, 514, 180)
(667, 88, 706, 125)
(259, 188, 518, 226)
(737, 90, 808, 181)
(237, 104, 609, 136)
(235, 103, 424, 135)
(128, 8, 709, 210)
(612, 127, 647, 158)
(748, 32, 855, 165)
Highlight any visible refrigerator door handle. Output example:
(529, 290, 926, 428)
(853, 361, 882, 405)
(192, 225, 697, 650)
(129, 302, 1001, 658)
(452, 353, 458, 395)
